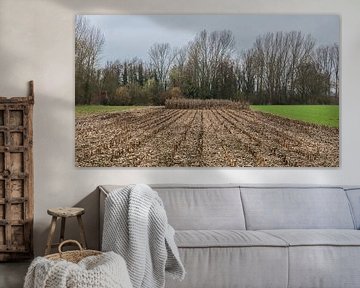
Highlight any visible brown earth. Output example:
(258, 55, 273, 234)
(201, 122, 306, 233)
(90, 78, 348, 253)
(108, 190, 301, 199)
(75, 108, 339, 167)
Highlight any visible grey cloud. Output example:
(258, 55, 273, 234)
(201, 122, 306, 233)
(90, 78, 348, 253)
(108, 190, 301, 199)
(85, 14, 340, 67)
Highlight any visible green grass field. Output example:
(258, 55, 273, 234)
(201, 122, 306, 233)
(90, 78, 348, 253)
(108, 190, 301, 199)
(76, 105, 146, 117)
(251, 105, 339, 128)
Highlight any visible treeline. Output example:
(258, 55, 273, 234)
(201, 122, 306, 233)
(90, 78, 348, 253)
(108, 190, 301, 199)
(240, 32, 339, 104)
(75, 16, 339, 106)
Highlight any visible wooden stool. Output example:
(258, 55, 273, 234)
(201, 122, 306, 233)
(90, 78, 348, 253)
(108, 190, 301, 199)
(45, 207, 87, 255)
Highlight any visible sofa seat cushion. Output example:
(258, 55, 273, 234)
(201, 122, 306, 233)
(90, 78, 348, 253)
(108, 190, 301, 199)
(175, 230, 288, 248)
(262, 229, 360, 246)
(166, 246, 289, 288)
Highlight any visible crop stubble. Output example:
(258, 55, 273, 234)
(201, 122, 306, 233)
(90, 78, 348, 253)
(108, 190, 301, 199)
(75, 107, 339, 167)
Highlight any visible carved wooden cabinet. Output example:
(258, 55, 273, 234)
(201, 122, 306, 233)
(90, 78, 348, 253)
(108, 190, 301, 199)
(0, 81, 34, 261)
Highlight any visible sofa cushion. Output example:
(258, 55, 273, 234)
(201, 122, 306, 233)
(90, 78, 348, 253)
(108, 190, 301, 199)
(175, 230, 287, 248)
(287, 246, 360, 288)
(261, 230, 360, 288)
(241, 187, 355, 230)
(154, 186, 246, 230)
(165, 247, 288, 288)
(262, 229, 360, 246)
(345, 188, 360, 229)
(100, 185, 246, 230)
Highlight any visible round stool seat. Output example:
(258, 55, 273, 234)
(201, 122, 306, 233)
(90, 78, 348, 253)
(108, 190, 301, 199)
(47, 207, 85, 218)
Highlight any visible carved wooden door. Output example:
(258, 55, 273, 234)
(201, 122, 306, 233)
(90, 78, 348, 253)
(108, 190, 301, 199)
(0, 82, 34, 261)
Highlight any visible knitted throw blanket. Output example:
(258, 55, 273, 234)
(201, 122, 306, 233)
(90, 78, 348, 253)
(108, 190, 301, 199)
(24, 251, 132, 288)
(102, 184, 185, 288)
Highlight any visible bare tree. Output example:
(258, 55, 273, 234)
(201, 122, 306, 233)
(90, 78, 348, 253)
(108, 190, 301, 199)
(186, 29, 235, 98)
(238, 50, 256, 100)
(169, 46, 188, 88)
(239, 31, 319, 104)
(315, 45, 333, 96)
(314, 43, 340, 98)
(148, 43, 177, 90)
(330, 43, 340, 98)
(75, 15, 105, 104)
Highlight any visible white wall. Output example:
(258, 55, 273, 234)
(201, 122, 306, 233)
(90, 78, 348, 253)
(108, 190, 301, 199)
(0, 0, 359, 256)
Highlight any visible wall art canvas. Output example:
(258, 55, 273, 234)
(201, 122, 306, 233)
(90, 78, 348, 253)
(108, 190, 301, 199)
(75, 15, 340, 167)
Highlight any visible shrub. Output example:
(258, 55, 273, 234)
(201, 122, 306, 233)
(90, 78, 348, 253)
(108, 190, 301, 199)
(115, 86, 131, 105)
(165, 87, 184, 100)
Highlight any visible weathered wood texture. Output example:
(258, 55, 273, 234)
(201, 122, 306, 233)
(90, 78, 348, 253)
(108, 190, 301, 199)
(45, 207, 87, 255)
(0, 81, 34, 261)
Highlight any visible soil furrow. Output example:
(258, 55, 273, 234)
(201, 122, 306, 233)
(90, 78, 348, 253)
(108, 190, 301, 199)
(135, 110, 197, 167)
(75, 107, 339, 167)
(224, 109, 338, 166)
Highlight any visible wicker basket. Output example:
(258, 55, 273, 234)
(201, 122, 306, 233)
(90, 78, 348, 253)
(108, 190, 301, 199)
(45, 240, 102, 263)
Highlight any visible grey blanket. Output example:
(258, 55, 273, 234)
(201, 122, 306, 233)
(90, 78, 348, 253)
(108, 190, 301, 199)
(102, 184, 185, 288)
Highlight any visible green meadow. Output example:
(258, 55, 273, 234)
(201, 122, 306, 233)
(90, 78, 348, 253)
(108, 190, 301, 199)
(251, 105, 339, 128)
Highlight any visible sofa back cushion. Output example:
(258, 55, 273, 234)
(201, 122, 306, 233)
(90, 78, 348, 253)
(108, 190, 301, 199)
(345, 188, 360, 229)
(153, 185, 246, 230)
(240, 187, 355, 230)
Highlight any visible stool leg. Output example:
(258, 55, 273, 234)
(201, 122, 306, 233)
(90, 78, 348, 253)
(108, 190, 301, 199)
(60, 217, 66, 243)
(77, 215, 87, 249)
(45, 216, 57, 255)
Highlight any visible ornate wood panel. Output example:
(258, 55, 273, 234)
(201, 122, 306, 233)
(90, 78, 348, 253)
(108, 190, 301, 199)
(0, 81, 34, 261)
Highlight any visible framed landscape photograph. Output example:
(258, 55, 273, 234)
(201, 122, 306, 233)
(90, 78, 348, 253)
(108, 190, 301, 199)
(75, 14, 340, 167)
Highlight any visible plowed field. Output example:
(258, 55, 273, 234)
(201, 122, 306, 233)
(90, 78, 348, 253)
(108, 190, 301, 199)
(75, 108, 339, 167)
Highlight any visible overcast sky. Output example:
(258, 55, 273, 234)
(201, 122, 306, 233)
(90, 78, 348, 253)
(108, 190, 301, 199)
(82, 15, 340, 67)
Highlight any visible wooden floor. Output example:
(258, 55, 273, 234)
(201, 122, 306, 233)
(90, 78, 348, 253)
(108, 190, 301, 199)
(0, 261, 30, 288)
